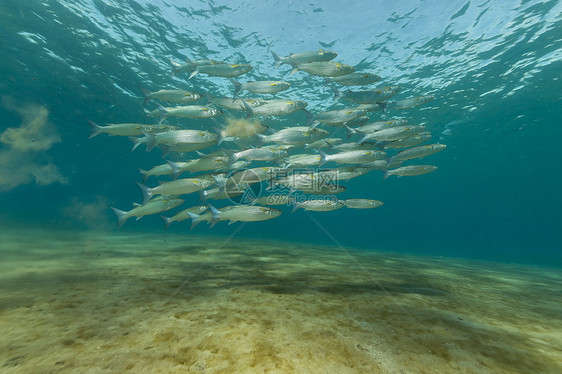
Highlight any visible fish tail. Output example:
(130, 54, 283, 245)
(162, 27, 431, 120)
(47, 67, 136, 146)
(330, 86, 343, 101)
(303, 109, 314, 128)
(160, 215, 172, 230)
(159, 144, 170, 159)
(198, 190, 208, 202)
(139, 131, 156, 152)
(256, 133, 267, 145)
(138, 168, 149, 182)
(129, 136, 143, 152)
(141, 87, 151, 106)
(229, 78, 242, 98)
(187, 212, 201, 230)
(354, 129, 367, 145)
(170, 59, 180, 76)
(154, 103, 168, 124)
(344, 124, 357, 140)
(136, 182, 153, 205)
(202, 89, 214, 105)
(166, 160, 182, 179)
(110, 207, 129, 228)
(208, 204, 221, 227)
(241, 99, 254, 118)
(221, 148, 237, 167)
(186, 59, 199, 79)
(271, 51, 283, 69)
(318, 149, 328, 167)
(87, 119, 102, 139)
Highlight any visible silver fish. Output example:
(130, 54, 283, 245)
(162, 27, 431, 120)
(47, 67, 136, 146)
(291, 61, 355, 77)
(384, 95, 434, 110)
(316, 166, 370, 181)
(305, 138, 343, 149)
(357, 125, 426, 144)
(382, 133, 432, 149)
(388, 144, 446, 164)
(307, 108, 367, 127)
(333, 88, 397, 104)
(87, 120, 178, 138)
(160, 205, 209, 229)
(200, 183, 250, 202)
(205, 92, 268, 111)
(244, 99, 308, 117)
(229, 147, 287, 162)
(383, 165, 438, 180)
(210, 204, 282, 224)
(342, 199, 384, 209)
(281, 154, 322, 168)
(141, 88, 202, 106)
(137, 178, 215, 204)
(131, 129, 218, 154)
(272, 49, 337, 68)
(326, 72, 381, 86)
(230, 79, 290, 98)
(319, 149, 385, 167)
(362, 159, 403, 170)
(170, 59, 226, 76)
(189, 205, 281, 227)
(293, 199, 345, 212)
(258, 127, 325, 145)
(186, 61, 253, 79)
(111, 196, 184, 228)
(153, 103, 222, 123)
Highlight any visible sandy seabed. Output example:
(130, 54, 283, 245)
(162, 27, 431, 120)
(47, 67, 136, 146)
(0, 229, 560, 374)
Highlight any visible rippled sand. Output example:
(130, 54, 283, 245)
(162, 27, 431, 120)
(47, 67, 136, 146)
(0, 229, 560, 373)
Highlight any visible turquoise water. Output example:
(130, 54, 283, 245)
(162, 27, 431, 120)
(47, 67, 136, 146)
(1, 0, 561, 266)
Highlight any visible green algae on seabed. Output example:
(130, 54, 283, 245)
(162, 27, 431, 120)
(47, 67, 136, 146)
(0, 229, 561, 374)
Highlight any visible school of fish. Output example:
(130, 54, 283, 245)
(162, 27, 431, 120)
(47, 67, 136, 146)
(88, 49, 445, 229)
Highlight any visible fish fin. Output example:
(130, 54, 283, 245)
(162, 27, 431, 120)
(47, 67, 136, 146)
(208, 204, 220, 227)
(290, 202, 299, 213)
(271, 51, 283, 69)
(166, 160, 182, 179)
(110, 207, 129, 228)
(229, 78, 242, 98)
(138, 168, 149, 182)
(344, 124, 357, 140)
(382, 171, 391, 180)
(170, 59, 180, 76)
(212, 174, 228, 188)
(87, 120, 103, 139)
(256, 133, 267, 145)
(318, 149, 328, 167)
(159, 144, 171, 158)
(142, 131, 157, 152)
(129, 136, 143, 152)
(303, 109, 314, 128)
(136, 182, 153, 205)
(187, 212, 200, 230)
(141, 87, 151, 106)
(154, 103, 168, 124)
(198, 190, 208, 202)
(330, 86, 343, 101)
(289, 67, 299, 75)
(188, 66, 199, 80)
(160, 215, 172, 230)
(228, 220, 237, 225)
(242, 99, 254, 118)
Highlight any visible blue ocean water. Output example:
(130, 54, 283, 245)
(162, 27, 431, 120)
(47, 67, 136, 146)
(0, 0, 561, 266)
